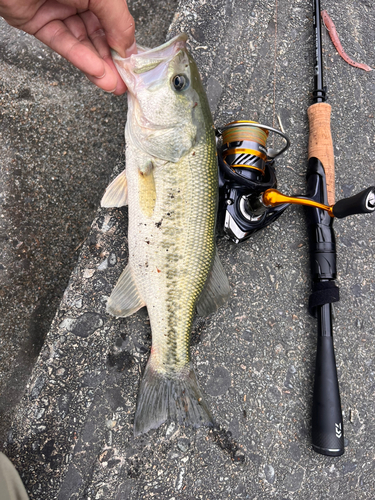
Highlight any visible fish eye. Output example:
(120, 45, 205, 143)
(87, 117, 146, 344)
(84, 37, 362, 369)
(172, 74, 189, 91)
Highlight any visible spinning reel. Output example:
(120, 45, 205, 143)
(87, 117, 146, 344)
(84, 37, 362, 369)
(216, 120, 375, 243)
(216, 120, 290, 243)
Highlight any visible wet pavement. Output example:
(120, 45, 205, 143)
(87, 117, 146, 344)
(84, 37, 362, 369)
(1, 0, 375, 499)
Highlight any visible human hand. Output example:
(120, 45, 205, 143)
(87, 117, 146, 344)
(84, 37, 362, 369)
(0, 0, 136, 95)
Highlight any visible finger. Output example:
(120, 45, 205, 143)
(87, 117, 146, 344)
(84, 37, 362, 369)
(85, 58, 126, 95)
(21, 0, 134, 57)
(85, 0, 136, 57)
(79, 10, 110, 59)
(79, 10, 127, 94)
(20, 0, 77, 34)
(102, 57, 127, 95)
(63, 14, 117, 86)
(64, 14, 92, 45)
(36, 19, 119, 92)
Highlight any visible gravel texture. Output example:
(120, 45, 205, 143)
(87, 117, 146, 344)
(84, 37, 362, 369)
(2, 0, 375, 499)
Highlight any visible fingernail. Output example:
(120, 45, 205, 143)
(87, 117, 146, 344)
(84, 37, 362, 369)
(96, 70, 106, 79)
(104, 86, 117, 94)
(125, 40, 137, 58)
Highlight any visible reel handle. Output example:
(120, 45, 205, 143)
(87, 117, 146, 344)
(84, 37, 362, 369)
(262, 187, 375, 219)
(332, 187, 375, 218)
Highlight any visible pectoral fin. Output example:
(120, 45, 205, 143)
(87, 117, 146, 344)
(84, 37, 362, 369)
(196, 250, 231, 316)
(101, 170, 128, 208)
(138, 162, 156, 217)
(107, 264, 145, 317)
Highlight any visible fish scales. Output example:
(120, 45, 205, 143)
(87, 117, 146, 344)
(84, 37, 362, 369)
(127, 139, 217, 372)
(101, 34, 230, 435)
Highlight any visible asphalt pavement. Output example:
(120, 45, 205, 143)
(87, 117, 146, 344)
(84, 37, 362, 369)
(1, 0, 375, 499)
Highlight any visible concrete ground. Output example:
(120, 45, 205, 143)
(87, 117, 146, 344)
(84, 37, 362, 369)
(1, 0, 375, 499)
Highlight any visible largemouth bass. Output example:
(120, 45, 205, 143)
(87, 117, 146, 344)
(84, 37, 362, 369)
(101, 34, 230, 436)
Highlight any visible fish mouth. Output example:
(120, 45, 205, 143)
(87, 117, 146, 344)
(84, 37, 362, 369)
(112, 33, 188, 90)
(112, 33, 187, 61)
(124, 33, 187, 64)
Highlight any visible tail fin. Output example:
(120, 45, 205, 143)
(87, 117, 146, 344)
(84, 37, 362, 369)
(134, 360, 213, 436)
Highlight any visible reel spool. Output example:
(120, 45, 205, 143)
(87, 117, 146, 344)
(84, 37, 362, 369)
(221, 121, 269, 179)
(217, 120, 290, 243)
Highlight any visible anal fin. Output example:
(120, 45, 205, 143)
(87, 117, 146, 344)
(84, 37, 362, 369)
(107, 264, 145, 317)
(138, 162, 156, 217)
(196, 250, 230, 316)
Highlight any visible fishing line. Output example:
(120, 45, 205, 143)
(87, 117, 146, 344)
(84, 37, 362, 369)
(321, 8, 330, 103)
(272, 0, 278, 148)
(222, 121, 269, 175)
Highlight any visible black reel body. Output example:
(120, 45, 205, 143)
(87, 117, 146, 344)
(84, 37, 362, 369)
(217, 120, 290, 243)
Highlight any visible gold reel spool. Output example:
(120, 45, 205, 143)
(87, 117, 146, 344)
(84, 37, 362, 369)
(220, 120, 290, 178)
(222, 120, 269, 176)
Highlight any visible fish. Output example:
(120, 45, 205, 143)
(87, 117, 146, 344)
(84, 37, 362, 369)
(101, 34, 230, 436)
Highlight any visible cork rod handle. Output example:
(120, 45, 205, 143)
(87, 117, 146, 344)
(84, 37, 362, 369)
(307, 102, 335, 205)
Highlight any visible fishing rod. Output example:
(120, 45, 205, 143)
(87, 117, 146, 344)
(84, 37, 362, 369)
(295, 0, 375, 457)
(304, 0, 346, 456)
(216, 1, 375, 456)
